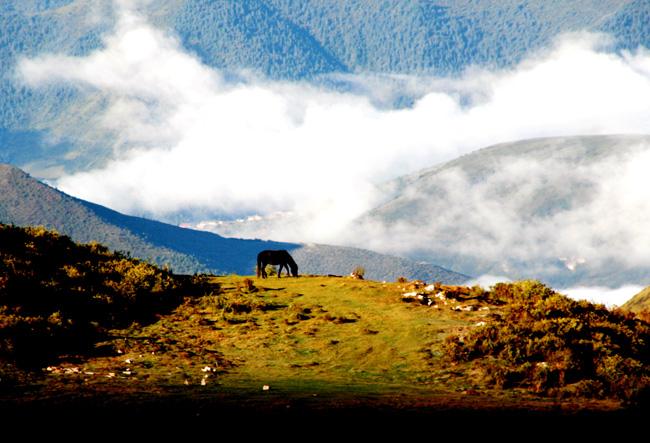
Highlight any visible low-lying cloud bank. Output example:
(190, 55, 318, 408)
(16, 1, 650, 300)
(348, 137, 650, 284)
(562, 285, 645, 309)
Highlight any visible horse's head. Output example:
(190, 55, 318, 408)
(290, 263, 298, 277)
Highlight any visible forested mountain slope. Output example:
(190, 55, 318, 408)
(4, 0, 648, 80)
(264, 0, 650, 76)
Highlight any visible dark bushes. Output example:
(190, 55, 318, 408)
(444, 280, 650, 403)
(0, 224, 187, 366)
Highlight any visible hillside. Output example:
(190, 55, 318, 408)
(352, 134, 650, 288)
(0, 223, 193, 367)
(0, 163, 281, 275)
(0, 163, 468, 283)
(623, 285, 650, 313)
(2, 229, 650, 427)
(263, 0, 650, 76)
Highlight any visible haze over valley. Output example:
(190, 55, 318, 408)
(3, 0, 650, 305)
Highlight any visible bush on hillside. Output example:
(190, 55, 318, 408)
(444, 280, 650, 403)
(0, 224, 190, 366)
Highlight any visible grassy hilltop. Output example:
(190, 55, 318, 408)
(2, 224, 650, 426)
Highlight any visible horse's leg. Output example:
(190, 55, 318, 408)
(278, 263, 284, 277)
(261, 261, 268, 278)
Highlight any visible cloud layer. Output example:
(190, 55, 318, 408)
(348, 138, 650, 289)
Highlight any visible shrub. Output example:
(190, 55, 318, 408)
(443, 280, 650, 402)
(0, 224, 187, 366)
(468, 284, 488, 299)
(636, 309, 650, 324)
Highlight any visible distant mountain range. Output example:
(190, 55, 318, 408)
(0, 163, 468, 283)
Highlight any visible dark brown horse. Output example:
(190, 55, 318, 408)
(257, 250, 298, 278)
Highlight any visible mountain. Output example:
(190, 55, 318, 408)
(2, 0, 650, 178)
(354, 134, 650, 288)
(0, 163, 468, 283)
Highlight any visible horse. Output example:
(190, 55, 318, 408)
(257, 250, 298, 278)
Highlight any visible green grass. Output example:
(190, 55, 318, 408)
(1, 273, 629, 422)
(198, 276, 460, 385)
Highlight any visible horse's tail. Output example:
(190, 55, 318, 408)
(257, 252, 264, 278)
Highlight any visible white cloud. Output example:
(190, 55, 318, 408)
(463, 275, 512, 289)
(562, 285, 643, 309)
